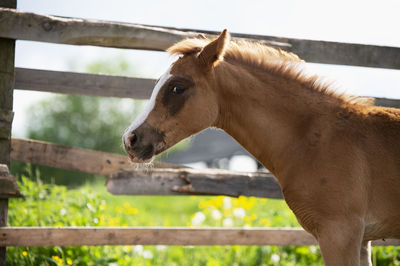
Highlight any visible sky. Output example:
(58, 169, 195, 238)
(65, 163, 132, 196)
(12, 0, 400, 137)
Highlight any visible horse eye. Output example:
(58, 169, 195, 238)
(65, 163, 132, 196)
(172, 86, 186, 95)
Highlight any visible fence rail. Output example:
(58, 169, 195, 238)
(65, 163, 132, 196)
(10, 138, 180, 175)
(1, 227, 399, 247)
(1, 8, 400, 69)
(14, 68, 154, 99)
(11, 138, 282, 198)
(108, 168, 282, 199)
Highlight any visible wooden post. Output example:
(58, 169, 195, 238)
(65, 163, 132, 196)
(0, 0, 16, 264)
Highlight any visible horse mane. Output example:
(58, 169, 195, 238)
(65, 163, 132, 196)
(168, 37, 373, 107)
(167, 38, 301, 62)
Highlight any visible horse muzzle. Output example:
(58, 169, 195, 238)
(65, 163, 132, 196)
(123, 122, 166, 163)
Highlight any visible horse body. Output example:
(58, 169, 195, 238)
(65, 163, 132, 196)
(361, 109, 400, 240)
(123, 30, 400, 265)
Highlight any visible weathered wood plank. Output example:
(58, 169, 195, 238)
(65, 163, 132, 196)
(14, 68, 400, 109)
(10, 138, 282, 198)
(14, 68, 154, 99)
(146, 25, 400, 69)
(0, 227, 318, 246)
(0, 164, 21, 199)
(0, 10, 15, 166)
(0, 8, 193, 51)
(107, 168, 283, 199)
(0, 110, 13, 141)
(0, 227, 398, 247)
(0, 201, 6, 264)
(375, 97, 400, 109)
(0, 1, 16, 263)
(10, 138, 181, 176)
(1, 8, 400, 69)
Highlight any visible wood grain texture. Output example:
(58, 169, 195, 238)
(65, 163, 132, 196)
(0, 227, 318, 246)
(0, 2, 16, 263)
(374, 97, 400, 109)
(0, 9, 15, 166)
(0, 164, 21, 199)
(107, 168, 283, 199)
(1, 8, 400, 68)
(0, 227, 398, 247)
(10, 138, 181, 176)
(0, 8, 191, 51)
(0, 110, 13, 140)
(148, 25, 400, 69)
(14, 68, 154, 99)
(10, 138, 282, 198)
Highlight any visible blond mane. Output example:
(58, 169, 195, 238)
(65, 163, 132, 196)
(168, 37, 372, 107)
(168, 38, 301, 63)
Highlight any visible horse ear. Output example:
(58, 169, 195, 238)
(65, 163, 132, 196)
(198, 29, 230, 69)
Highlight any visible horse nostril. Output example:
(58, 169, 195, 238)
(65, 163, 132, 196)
(129, 132, 138, 148)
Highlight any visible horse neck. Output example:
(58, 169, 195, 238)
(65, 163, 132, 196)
(214, 62, 339, 177)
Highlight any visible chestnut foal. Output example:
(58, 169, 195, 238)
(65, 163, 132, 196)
(123, 30, 400, 265)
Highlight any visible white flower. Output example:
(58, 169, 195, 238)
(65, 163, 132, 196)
(271, 254, 280, 263)
(60, 208, 67, 216)
(223, 197, 232, 209)
(156, 245, 167, 251)
(233, 208, 246, 218)
(191, 212, 206, 225)
(86, 203, 94, 211)
(143, 250, 153, 259)
(222, 218, 233, 227)
(309, 246, 317, 253)
(211, 209, 222, 220)
(133, 245, 143, 255)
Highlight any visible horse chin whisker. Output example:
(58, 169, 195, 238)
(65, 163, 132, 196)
(129, 157, 155, 170)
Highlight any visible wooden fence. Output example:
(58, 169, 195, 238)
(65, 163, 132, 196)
(1, 1, 400, 263)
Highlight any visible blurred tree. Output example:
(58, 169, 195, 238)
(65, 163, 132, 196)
(27, 94, 142, 154)
(11, 58, 145, 186)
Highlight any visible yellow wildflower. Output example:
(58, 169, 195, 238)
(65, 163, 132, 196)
(126, 207, 138, 215)
(22, 251, 28, 256)
(235, 196, 256, 210)
(123, 246, 132, 252)
(260, 198, 268, 204)
(260, 218, 271, 226)
(107, 217, 121, 226)
(100, 203, 107, 210)
(52, 255, 63, 266)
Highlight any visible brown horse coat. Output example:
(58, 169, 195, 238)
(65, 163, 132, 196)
(123, 30, 400, 265)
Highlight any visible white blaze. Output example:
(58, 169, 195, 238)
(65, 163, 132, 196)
(123, 67, 172, 143)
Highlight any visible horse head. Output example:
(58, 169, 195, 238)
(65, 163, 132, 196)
(123, 30, 230, 162)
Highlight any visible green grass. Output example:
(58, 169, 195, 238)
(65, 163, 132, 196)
(6, 172, 400, 265)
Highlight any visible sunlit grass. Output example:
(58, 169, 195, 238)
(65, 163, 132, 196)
(6, 174, 400, 265)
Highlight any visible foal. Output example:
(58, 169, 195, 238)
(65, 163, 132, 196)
(123, 30, 400, 265)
